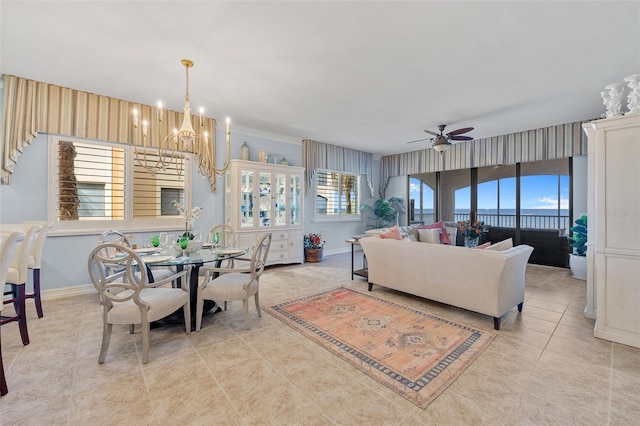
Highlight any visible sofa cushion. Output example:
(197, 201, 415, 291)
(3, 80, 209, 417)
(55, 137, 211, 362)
(380, 226, 403, 240)
(476, 242, 492, 249)
(485, 238, 513, 251)
(419, 222, 452, 245)
(418, 228, 441, 244)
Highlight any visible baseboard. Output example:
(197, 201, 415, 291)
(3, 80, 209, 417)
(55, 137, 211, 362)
(324, 247, 351, 257)
(42, 284, 96, 300)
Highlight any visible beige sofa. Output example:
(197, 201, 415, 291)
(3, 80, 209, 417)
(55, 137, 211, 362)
(358, 237, 534, 329)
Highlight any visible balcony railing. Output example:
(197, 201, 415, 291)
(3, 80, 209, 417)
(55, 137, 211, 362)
(453, 213, 569, 231)
(411, 212, 569, 231)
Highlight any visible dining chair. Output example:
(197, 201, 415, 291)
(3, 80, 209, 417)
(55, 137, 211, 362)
(22, 221, 53, 318)
(87, 242, 191, 364)
(98, 229, 174, 283)
(0, 231, 25, 396)
(0, 224, 41, 346)
(201, 224, 237, 282)
(195, 232, 271, 331)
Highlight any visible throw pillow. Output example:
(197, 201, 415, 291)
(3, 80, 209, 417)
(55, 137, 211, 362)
(418, 221, 451, 245)
(444, 226, 458, 245)
(485, 238, 513, 251)
(476, 242, 492, 249)
(380, 226, 403, 240)
(417, 228, 441, 244)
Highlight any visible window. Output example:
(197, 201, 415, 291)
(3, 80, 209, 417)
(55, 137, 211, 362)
(314, 170, 360, 221)
(409, 175, 435, 224)
(48, 136, 192, 233)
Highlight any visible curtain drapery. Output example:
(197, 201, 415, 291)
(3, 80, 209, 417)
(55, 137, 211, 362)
(380, 120, 590, 193)
(1, 74, 219, 190)
(302, 139, 374, 196)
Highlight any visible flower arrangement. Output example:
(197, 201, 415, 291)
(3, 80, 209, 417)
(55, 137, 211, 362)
(171, 201, 203, 240)
(304, 232, 325, 249)
(458, 220, 487, 239)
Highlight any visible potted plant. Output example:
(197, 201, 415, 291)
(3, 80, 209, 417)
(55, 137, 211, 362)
(304, 232, 325, 262)
(568, 214, 587, 280)
(359, 197, 404, 229)
(458, 220, 487, 248)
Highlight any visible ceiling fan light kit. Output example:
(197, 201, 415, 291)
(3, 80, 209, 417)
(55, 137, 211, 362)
(406, 124, 474, 152)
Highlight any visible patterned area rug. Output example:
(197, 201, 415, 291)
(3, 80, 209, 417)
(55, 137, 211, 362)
(265, 286, 496, 409)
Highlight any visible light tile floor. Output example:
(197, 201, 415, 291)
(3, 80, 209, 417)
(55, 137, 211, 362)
(1, 253, 639, 425)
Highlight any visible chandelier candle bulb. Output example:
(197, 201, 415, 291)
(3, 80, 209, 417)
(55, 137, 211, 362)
(142, 120, 148, 137)
(132, 108, 139, 127)
(157, 102, 163, 121)
(199, 107, 204, 126)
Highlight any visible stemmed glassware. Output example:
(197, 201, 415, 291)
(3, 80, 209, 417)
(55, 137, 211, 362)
(179, 236, 189, 257)
(151, 235, 160, 252)
(209, 231, 221, 254)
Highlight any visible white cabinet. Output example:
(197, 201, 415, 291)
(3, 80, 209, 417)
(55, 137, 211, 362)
(224, 160, 304, 265)
(583, 113, 640, 348)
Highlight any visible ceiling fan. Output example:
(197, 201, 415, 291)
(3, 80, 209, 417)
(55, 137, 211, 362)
(407, 124, 474, 152)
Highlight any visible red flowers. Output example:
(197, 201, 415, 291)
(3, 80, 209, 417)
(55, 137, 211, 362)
(304, 232, 325, 249)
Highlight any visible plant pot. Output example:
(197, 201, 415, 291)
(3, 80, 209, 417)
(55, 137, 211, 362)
(569, 254, 587, 280)
(305, 248, 323, 263)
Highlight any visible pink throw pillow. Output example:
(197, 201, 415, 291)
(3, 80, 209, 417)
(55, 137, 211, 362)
(418, 221, 451, 245)
(476, 242, 492, 249)
(379, 226, 403, 240)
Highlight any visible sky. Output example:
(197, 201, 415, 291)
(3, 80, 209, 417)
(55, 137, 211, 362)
(410, 174, 570, 211)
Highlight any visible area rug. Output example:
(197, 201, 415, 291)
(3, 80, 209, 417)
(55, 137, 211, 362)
(264, 286, 496, 409)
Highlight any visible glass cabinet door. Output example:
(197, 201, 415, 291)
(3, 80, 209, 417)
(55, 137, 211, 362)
(240, 169, 254, 228)
(274, 173, 286, 226)
(290, 173, 302, 225)
(258, 172, 272, 228)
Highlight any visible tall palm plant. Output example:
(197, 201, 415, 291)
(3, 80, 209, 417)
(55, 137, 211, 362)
(360, 197, 404, 229)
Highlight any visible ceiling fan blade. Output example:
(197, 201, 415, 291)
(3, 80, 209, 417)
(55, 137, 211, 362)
(406, 138, 432, 144)
(424, 129, 440, 137)
(449, 135, 474, 141)
(446, 127, 474, 136)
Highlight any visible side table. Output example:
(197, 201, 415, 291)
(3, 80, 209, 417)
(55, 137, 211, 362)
(345, 239, 368, 280)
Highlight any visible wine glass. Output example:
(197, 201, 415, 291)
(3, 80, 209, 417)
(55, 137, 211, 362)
(179, 235, 189, 257)
(151, 235, 160, 252)
(209, 231, 221, 254)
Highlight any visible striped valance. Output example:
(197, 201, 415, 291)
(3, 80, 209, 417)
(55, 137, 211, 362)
(1, 74, 219, 190)
(302, 139, 374, 196)
(380, 120, 591, 194)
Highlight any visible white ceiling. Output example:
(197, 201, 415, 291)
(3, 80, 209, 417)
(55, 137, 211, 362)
(1, 1, 638, 155)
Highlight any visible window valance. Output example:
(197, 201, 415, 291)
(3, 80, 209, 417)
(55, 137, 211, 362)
(1, 74, 219, 190)
(302, 139, 374, 196)
(380, 120, 591, 192)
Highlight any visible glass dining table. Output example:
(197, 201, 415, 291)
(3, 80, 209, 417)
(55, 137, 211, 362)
(139, 245, 249, 330)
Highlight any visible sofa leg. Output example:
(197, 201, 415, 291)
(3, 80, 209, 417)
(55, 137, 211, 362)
(517, 302, 523, 312)
(494, 317, 501, 330)
(367, 283, 373, 291)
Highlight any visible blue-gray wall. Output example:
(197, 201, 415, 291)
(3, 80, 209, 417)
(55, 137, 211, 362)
(0, 83, 383, 292)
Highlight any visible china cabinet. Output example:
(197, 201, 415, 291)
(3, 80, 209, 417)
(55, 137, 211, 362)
(583, 113, 640, 348)
(224, 160, 304, 265)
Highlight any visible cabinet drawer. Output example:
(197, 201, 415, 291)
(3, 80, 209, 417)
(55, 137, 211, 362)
(271, 231, 288, 241)
(269, 240, 289, 252)
(267, 251, 288, 263)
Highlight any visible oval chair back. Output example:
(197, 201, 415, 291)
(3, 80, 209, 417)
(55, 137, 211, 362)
(87, 242, 191, 364)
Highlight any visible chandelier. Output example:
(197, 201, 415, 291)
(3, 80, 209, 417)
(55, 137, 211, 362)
(131, 59, 231, 181)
